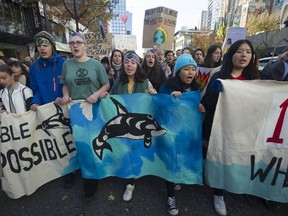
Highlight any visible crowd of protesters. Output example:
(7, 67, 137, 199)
(0, 30, 287, 216)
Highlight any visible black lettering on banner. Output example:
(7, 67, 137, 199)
(1, 122, 31, 143)
(54, 139, 67, 158)
(250, 155, 288, 188)
(10, 125, 20, 140)
(270, 158, 288, 187)
(44, 139, 57, 160)
(2, 135, 75, 174)
(1, 126, 10, 142)
(283, 169, 288, 188)
(7, 149, 21, 173)
(31, 142, 42, 165)
(0, 152, 7, 176)
(39, 140, 47, 161)
(63, 131, 76, 153)
(19, 147, 33, 171)
(251, 155, 277, 182)
(20, 122, 31, 139)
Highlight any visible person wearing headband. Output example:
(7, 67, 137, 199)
(108, 51, 155, 95)
(100, 51, 156, 203)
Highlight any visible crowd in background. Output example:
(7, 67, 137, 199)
(0, 31, 288, 216)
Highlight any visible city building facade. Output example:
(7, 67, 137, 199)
(174, 27, 211, 52)
(201, 10, 208, 30)
(110, 0, 127, 35)
(0, 0, 70, 60)
(206, 0, 285, 32)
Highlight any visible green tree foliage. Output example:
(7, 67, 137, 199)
(44, 0, 114, 33)
(246, 11, 280, 35)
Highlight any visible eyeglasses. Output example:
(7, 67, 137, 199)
(68, 41, 85, 46)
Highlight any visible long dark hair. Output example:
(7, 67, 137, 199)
(0, 64, 14, 75)
(202, 44, 222, 68)
(9, 60, 29, 75)
(141, 51, 163, 90)
(194, 48, 205, 57)
(119, 51, 146, 84)
(219, 39, 257, 80)
(8, 60, 30, 87)
(110, 49, 123, 65)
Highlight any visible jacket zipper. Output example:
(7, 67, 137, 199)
(53, 77, 56, 92)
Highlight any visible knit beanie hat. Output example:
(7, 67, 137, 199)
(34, 31, 56, 51)
(174, 53, 197, 75)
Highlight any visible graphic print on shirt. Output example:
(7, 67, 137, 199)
(36, 104, 72, 136)
(74, 67, 91, 85)
(92, 97, 167, 160)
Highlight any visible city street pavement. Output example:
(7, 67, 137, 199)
(0, 171, 287, 216)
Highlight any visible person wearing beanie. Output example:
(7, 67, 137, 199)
(34, 31, 56, 52)
(29, 31, 75, 188)
(30, 31, 65, 108)
(159, 53, 205, 216)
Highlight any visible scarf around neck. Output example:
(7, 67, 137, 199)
(112, 62, 122, 71)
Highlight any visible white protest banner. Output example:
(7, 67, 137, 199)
(205, 80, 288, 202)
(222, 27, 247, 52)
(0, 103, 79, 199)
(113, 35, 137, 51)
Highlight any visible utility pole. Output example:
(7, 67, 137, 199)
(269, 0, 274, 15)
(42, 0, 50, 32)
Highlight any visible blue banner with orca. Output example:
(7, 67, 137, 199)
(68, 92, 203, 184)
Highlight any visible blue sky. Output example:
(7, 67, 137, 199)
(126, 0, 208, 52)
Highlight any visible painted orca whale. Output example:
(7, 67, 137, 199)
(92, 97, 166, 160)
(36, 104, 72, 136)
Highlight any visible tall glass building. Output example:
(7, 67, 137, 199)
(111, 0, 127, 35)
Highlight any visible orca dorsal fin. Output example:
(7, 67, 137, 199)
(54, 104, 63, 114)
(110, 97, 128, 115)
